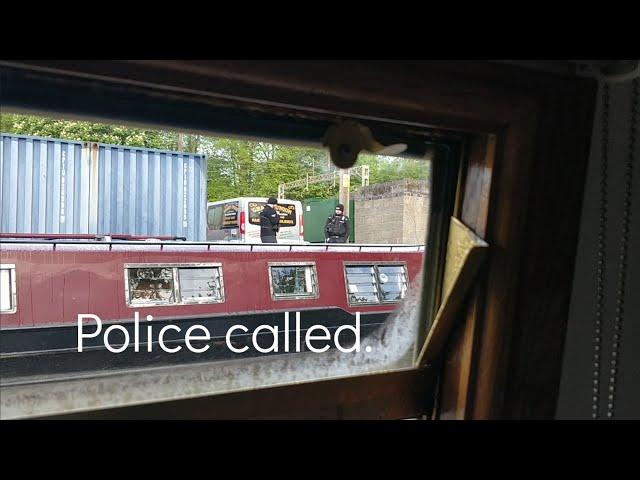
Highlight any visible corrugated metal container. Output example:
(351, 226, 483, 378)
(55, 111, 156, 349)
(94, 142, 206, 241)
(0, 134, 89, 234)
(1, 133, 207, 241)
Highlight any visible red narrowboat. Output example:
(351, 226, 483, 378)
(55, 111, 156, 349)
(0, 234, 424, 380)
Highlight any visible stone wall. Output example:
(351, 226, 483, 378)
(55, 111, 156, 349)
(353, 179, 429, 244)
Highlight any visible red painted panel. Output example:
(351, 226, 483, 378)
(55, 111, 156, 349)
(31, 254, 65, 327)
(1, 244, 424, 330)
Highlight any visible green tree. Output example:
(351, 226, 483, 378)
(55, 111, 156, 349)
(0, 113, 179, 149)
(2, 113, 430, 204)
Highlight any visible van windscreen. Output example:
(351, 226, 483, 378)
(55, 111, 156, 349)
(248, 202, 297, 227)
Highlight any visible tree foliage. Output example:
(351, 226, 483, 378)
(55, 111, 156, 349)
(1, 113, 430, 203)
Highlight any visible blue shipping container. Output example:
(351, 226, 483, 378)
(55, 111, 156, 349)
(0, 133, 207, 241)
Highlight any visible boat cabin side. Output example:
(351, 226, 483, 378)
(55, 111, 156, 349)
(0, 241, 424, 336)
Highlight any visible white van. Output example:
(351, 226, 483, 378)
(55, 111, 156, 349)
(206, 197, 305, 243)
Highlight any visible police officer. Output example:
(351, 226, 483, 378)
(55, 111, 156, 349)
(325, 203, 350, 243)
(260, 197, 280, 243)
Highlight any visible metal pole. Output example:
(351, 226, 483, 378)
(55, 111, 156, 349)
(339, 169, 350, 217)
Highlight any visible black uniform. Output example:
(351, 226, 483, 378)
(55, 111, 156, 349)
(325, 213, 350, 243)
(259, 204, 280, 243)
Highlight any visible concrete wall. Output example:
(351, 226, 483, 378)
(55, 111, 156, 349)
(353, 180, 429, 244)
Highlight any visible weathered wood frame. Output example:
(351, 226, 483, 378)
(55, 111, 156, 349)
(0, 61, 597, 419)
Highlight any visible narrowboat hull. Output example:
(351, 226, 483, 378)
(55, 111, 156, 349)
(0, 240, 424, 380)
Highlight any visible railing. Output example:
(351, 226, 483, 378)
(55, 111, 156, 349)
(0, 234, 425, 253)
(277, 165, 370, 199)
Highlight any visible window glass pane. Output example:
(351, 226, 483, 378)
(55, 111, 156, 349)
(378, 266, 405, 274)
(346, 266, 376, 275)
(271, 265, 315, 296)
(350, 284, 378, 293)
(350, 292, 379, 304)
(207, 207, 216, 228)
(378, 265, 408, 302)
(222, 203, 239, 228)
(208, 205, 226, 230)
(380, 288, 405, 302)
(248, 202, 264, 226)
(346, 273, 376, 282)
(179, 268, 223, 302)
(380, 284, 404, 292)
(0, 269, 13, 312)
(346, 265, 379, 304)
(275, 203, 297, 227)
(127, 267, 175, 305)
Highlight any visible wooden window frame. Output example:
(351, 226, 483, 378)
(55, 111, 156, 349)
(0, 61, 596, 419)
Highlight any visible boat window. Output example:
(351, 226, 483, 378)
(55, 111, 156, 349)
(178, 267, 224, 303)
(345, 264, 408, 305)
(0, 265, 17, 314)
(126, 264, 225, 306)
(378, 265, 409, 302)
(269, 263, 318, 299)
(345, 265, 379, 304)
(126, 267, 176, 306)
